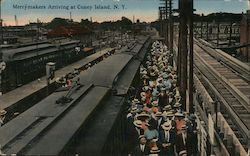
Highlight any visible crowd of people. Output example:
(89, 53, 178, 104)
(126, 41, 198, 156)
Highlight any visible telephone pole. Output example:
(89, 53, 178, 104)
(188, 0, 194, 113)
(169, 0, 174, 66)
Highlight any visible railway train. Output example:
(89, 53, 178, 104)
(0, 35, 151, 155)
(1, 39, 95, 93)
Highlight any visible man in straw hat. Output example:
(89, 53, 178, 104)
(158, 120, 176, 156)
(127, 119, 144, 155)
(176, 125, 188, 156)
(132, 135, 150, 156)
(0, 110, 7, 127)
(175, 111, 186, 132)
(158, 87, 169, 108)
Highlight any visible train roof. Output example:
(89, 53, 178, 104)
(79, 53, 133, 88)
(2, 40, 80, 62)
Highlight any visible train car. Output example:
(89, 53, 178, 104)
(1, 40, 83, 92)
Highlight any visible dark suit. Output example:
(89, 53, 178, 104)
(126, 116, 140, 154)
(132, 144, 150, 156)
(158, 130, 175, 156)
(175, 132, 187, 155)
(158, 94, 169, 108)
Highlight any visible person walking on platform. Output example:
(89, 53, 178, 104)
(175, 111, 186, 132)
(132, 135, 150, 156)
(176, 125, 188, 156)
(158, 87, 169, 108)
(144, 123, 159, 148)
(158, 121, 176, 156)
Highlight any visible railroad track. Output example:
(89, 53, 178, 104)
(194, 43, 250, 151)
(195, 38, 250, 83)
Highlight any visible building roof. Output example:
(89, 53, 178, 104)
(2, 40, 80, 61)
(47, 25, 92, 37)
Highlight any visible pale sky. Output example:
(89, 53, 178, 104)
(0, 0, 249, 26)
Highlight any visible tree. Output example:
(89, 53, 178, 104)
(46, 18, 70, 29)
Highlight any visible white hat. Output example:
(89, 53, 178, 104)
(0, 110, 7, 116)
(136, 112, 150, 119)
(155, 111, 162, 117)
(132, 98, 140, 104)
(140, 92, 146, 98)
(142, 86, 150, 91)
(152, 100, 158, 106)
(164, 111, 174, 117)
(141, 97, 146, 102)
(163, 105, 172, 111)
(161, 120, 172, 130)
(175, 111, 184, 117)
(133, 120, 143, 127)
(150, 146, 160, 154)
(174, 102, 182, 108)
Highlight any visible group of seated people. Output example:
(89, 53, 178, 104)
(126, 41, 198, 156)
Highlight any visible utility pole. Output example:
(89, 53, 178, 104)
(179, 0, 188, 110)
(177, 0, 182, 87)
(169, 0, 174, 66)
(159, 7, 164, 37)
(0, 0, 3, 95)
(0, 0, 3, 45)
(217, 15, 220, 47)
(188, 0, 194, 113)
(201, 14, 204, 39)
(165, 0, 168, 46)
(229, 19, 232, 46)
(14, 15, 18, 26)
(206, 20, 209, 41)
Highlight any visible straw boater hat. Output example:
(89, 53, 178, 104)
(133, 120, 143, 128)
(155, 111, 162, 117)
(140, 92, 146, 98)
(0, 110, 7, 116)
(149, 81, 155, 88)
(175, 111, 185, 117)
(161, 120, 172, 131)
(141, 97, 146, 102)
(163, 105, 172, 111)
(141, 70, 147, 75)
(132, 99, 140, 104)
(175, 91, 181, 99)
(179, 150, 187, 156)
(165, 111, 174, 117)
(150, 146, 160, 154)
(138, 135, 146, 140)
(152, 100, 158, 107)
(174, 102, 182, 108)
(130, 107, 139, 113)
(136, 111, 150, 119)
(142, 74, 150, 79)
(142, 86, 150, 92)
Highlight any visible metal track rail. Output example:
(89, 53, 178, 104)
(195, 38, 250, 83)
(194, 51, 250, 151)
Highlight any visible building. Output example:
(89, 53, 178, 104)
(240, 10, 250, 61)
(47, 25, 94, 46)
